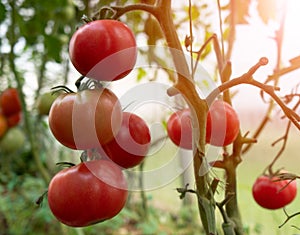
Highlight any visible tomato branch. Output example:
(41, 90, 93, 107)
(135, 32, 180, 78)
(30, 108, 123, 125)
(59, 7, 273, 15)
(155, 1, 217, 234)
(265, 55, 300, 84)
(264, 98, 300, 173)
(244, 11, 287, 154)
(279, 208, 300, 229)
(206, 57, 300, 131)
(98, 3, 159, 20)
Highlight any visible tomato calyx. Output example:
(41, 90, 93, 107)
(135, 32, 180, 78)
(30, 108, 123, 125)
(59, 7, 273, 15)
(81, 14, 93, 23)
(80, 149, 103, 162)
(75, 75, 86, 90)
(56, 161, 77, 168)
(51, 85, 75, 94)
(36, 190, 48, 206)
(176, 183, 197, 200)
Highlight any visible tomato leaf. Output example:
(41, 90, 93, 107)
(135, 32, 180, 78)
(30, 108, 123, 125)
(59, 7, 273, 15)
(44, 35, 63, 63)
(234, 0, 251, 24)
(137, 68, 147, 82)
(256, 0, 277, 24)
(0, 2, 6, 23)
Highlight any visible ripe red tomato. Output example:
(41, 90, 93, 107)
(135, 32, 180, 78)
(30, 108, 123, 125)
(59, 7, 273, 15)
(0, 88, 22, 116)
(48, 88, 122, 150)
(69, 20, 137, 81)
(6, 112, 21, 127)
(167, 108, 192, 150)
(252, 174, 297, 210)
(206, 100, 240, 146)
(0, 114, 8, 138)
(102, 112, 151, 168)
(48, 160, 128, 227)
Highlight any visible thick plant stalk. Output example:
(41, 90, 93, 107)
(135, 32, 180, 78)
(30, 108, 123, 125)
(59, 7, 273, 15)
(225, 167, 243, 235)
(155, 0, 216, 234)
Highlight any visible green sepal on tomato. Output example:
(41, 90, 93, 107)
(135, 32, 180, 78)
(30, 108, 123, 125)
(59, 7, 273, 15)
(48, 160, 128, 227)
(69, 19, 137, 81)
(48, 88, 122, 150)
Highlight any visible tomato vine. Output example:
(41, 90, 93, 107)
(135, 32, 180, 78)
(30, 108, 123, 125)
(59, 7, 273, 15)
(95, 0, 300, 234)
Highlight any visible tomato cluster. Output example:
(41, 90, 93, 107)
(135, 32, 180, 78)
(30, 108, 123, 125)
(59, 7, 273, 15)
(0, 88, 22, 139)
(167, 100, 240, 150)
(47, 19, 151, 227)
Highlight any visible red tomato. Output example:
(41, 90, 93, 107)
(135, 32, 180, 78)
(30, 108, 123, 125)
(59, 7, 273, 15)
(167, 108, 192, 150)
(69, 20, 137, 81)
(0, 114, 8, 138)
(0, 88, 22, 116)
(48, 160, 128, 227)
(102, 112, 151, 168)
(206, 100, 240, 146)
(6, 112, 21, 127)
(252, 174, 297, 210)
(48, 88, 122, 150)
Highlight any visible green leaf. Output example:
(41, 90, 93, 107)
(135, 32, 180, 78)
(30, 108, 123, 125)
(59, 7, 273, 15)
(44, 35, 63, 62)
(137, 68, 147, 82)
(0, 2, 6, 23)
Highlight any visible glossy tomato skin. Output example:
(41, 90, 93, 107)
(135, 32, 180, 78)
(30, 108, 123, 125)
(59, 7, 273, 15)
(48, 160, 128, 227)
(252, 175, 297, 210)
(48, 88, 122, 150)
(0, 88, 22, 116)
(102, 112, 151, 168)
(69, 20, 137, 81)
(167, 108, 192, 150)
(206, 100, 240, 147)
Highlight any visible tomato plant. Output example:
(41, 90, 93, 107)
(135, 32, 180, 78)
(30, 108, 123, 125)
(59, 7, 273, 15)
(69, 20, 137, 81)
(48, 160, 128, 227)
(102, 112, 151, 168)
(252, 174, 297, 210)
(206, 100, 240, 147)
(167, 108, 193, 150)
(0, 88, 22, 117)
(48, 88, 122, 150)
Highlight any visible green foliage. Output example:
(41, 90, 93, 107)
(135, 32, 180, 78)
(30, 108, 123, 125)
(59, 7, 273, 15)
(0, 2, 6, 23)
(0, 176, 60, 235)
